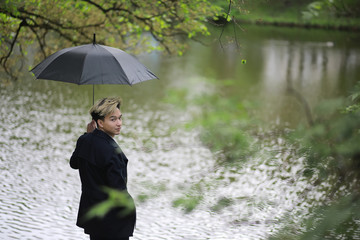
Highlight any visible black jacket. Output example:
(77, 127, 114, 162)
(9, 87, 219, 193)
(70, 128, 136, 238)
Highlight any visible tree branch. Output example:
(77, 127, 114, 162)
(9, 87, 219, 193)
(219, 0, 232, 51)
(29, 27, 47, 58)
(0, 20, 25, 73)
(1, 0, 221, 80)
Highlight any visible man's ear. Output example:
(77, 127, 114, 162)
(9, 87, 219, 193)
(97, 119, 104, 128)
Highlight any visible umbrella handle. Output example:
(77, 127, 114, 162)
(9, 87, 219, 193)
(93, 84, 94, 105)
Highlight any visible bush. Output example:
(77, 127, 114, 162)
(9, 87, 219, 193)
(193, 94, 255, 165)
(273, 82, 360, 239)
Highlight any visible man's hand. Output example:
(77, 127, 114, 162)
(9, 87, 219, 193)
(87, 120, 97, 133)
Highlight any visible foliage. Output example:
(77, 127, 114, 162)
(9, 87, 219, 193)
(172, 194, 203, 213)
(193, 93, 255, 165)
(299, 195, 360, 240)
(163, 79, 256, 166)
(345, 81, 360, 113)
(270, 195, 360, 240)
(211, 0, 249, 21)
(0, 0, 222, 80)
(302, 0, 360, 20)
(172, 182, 204, 213)
(210, 197, 233, 212)
(273, 82, 360, 239)
(135, 181, 167, 203)
(85, 187, 135, 220)
(302, 1, 325, 20)
(229, 0, 313, 20)
(292, 84, 360, 194)
(227, 0, 360, 30)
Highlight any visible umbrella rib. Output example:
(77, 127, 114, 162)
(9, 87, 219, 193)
(94, 44, 105, 84)
(100, 45, 132, 85)
(78, 47, 89, 85)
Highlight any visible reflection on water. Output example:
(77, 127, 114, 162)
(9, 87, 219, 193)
(259, 38, 360, 126)
(1, 25, 360, 239)
(196, 25, 360, 127)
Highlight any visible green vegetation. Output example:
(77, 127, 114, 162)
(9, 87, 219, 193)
(172, 182, 205, 213)
(214, 0, 360, 30)
(172, 194, 203, 213)
(2, 0, 360, 236)
(2, 0, 360, 81)
(136, 182, 167, 203)
(192, 94, 255, 165)
(0, 0, 222, 80)
(85, 187, 135, 220)
(269, 83, 360, 239)
(300, 196, 360, 239)
(163, 79, 256, 166)
(293, 82, 360, 193)
(210, 197, 234, 212)
(164, 70, 360, 237)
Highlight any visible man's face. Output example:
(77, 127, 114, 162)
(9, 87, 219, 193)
(98, 108, 122, 137)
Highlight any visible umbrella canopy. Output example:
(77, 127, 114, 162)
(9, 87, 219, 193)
(31, 37, 157, 85)
(30, 35, 158, 103)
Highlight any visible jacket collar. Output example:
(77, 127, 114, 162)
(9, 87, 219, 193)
(93, 128, 123, 154)
(93, 128, 114, 141)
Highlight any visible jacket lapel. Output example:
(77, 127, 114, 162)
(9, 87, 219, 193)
(94, 129, 128, 164)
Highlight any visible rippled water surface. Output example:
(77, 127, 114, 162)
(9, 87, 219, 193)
(0, 78, 319, 240)
(1, 25, 360, 240)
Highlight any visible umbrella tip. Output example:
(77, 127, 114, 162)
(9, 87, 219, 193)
(93, 33, 96, 44)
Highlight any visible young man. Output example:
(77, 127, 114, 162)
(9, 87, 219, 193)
(70, 97, 136, 240)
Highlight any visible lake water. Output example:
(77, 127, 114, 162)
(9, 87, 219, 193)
(1, 24, 360, 239)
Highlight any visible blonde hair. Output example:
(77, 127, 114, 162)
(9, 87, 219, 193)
(89, 97, 122, 123)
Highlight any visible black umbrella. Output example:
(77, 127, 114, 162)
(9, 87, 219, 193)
(30, 34, 158, 103)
